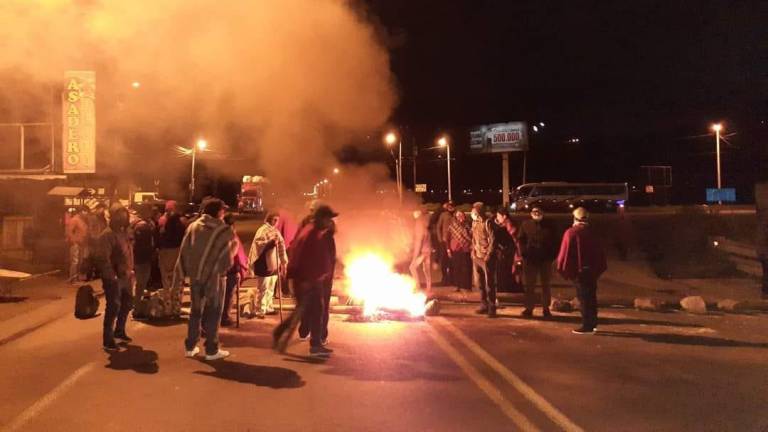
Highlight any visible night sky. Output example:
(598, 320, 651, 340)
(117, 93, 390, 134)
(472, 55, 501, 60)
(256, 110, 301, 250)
(362, 0, 768, 204)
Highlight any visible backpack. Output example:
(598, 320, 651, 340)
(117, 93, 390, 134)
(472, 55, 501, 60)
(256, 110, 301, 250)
(74, 284, 100, 319)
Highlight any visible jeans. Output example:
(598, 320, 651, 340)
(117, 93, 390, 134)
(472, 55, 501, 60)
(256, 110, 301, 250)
(472, 257, 496, 310)
(575, 272, 599, 330)
(322, 279, 332, 341)
(103, 277, 132, 344)
(494, 250, 515, 292)
(185, 277, 226, 355)
(158, 248, 181, 314)
(437, 243, 452, 285)
(222, 272, 239, 323)
(134, 262, 152, 300)
(292, 280, 325, 347)
(255, 275, 278, 313)
(523, 260, 553, 311)
(409, 253, 432, 293)
(450, 251, 472, 290)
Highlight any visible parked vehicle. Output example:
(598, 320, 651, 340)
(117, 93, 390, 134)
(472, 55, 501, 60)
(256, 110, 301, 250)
(238, 175, 268, 214)
(511, 182, 628, 213)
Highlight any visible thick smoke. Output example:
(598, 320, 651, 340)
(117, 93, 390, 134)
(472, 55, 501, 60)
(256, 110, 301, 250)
(0, 0, 397, 191)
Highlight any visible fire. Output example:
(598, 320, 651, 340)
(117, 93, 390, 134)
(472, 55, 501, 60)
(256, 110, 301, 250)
(344, 250, 427, 318)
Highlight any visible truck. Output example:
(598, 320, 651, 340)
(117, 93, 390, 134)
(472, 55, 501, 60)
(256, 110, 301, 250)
(238, 175, 268, 214)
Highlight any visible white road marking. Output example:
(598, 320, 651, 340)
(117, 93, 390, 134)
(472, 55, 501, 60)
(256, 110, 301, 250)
(4, 320, 148, 431)
(424, 323, 541, 432)
(433, 317, 584, 432)
(4, 362, 96, 432)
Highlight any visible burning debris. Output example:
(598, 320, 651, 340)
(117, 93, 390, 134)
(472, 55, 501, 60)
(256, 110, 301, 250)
(344, 250, 430, 320)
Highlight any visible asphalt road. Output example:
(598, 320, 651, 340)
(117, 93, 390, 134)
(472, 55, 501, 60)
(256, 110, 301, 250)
(2, 299, 767, 431)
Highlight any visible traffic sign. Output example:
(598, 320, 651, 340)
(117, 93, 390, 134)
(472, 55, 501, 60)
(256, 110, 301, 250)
(415, 183, 427, 193)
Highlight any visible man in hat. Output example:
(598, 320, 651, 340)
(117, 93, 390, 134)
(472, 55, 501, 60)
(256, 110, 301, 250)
(557, 207, 607, 334)
(519, 207, 559, 318)
(275, 204, 338, 358)
(470, 202, 497, 317)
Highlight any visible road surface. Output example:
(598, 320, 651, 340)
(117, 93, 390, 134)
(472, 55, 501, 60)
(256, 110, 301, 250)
(2, 299, 767, 431)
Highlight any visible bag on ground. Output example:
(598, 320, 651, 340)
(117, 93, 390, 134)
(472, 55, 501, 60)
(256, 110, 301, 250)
(74, 284, 100, 319)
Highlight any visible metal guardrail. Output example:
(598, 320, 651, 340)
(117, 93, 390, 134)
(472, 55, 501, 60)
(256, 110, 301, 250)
(710, 236, 761, 277)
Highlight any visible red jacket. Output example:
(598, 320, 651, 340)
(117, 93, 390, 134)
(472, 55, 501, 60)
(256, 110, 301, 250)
(556, 223, 607, 280)
(287, 223, 336, 283)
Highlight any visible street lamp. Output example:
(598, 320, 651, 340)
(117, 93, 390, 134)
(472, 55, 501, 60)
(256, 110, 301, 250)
(711, 123, 724, 204)
(333, 167, 340, 175)
(384, 131, 403, 203)
(189, 138, 208, 201)
(438, 135, 452, 202)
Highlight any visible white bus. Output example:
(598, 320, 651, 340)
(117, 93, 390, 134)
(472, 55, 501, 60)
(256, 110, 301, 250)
(511, 182, 628, 213)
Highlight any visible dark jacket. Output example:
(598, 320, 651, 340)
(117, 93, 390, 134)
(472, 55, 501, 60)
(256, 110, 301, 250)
(518, 218, 559, 262)
(95, 227, 133, 282)
(556, 223, 607, 280)
(436, 210, 455, 244)
(158, 212, 186, 249)
(131, 218, 156, 265)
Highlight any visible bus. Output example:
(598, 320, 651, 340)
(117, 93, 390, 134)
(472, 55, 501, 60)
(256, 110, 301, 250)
(511, 182, 628, 213)
(238, 175, 268, 214)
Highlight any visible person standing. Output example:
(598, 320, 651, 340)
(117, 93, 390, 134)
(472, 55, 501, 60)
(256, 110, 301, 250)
(222, 214, 248, 326)
(65, 206, 90, 283)
(519, 207, 559, 318)
(248, 212, 288, 319)
(158, 200, 187, 318)
(131, 203, 157, 316)
(471, 202, 497, 317)
(446, 210, 473, 291)
(175, 198, 236, 360)
(556, 207, 607, 334)
(492, 208, 519, 293)
(94, 204, 134, 351)
(435, 201, 456, 286)
(409, 209, 433, 295)
(274, 205, 337, 358)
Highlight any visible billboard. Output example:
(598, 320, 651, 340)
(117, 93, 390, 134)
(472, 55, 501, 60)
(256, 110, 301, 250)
(706, 188, 736, 203)
(62, 71, 96, 173)
(469, 122, 528, 153)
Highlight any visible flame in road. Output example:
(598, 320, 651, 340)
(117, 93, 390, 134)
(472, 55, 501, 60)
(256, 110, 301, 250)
(345, 250, 426, 317)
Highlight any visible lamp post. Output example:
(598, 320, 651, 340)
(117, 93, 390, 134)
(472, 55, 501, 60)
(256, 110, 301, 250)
(711, 123, 723, 205)
(189, 138, 207, 201)
(385, 131, 403, 203)
(438, 135, 452, 202)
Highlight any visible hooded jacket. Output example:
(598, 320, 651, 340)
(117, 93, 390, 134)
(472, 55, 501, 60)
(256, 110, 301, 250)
(287, 222, 336, 283)
(556, 223, 607, 280)
(174, 214, 236, 291)
(94, 214, 133, 282)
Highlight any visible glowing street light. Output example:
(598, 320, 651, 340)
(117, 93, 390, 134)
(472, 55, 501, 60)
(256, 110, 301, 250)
(189, 137, 208, 201)
(711, 123, 724, 203)
(437, 135, 452, 202)
(131, 81, 141, 89)
(333, 167, 340, 175)
(384, 131, 403, 203)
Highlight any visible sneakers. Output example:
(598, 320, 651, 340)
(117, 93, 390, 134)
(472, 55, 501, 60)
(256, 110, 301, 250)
(542, 309, 552, 318)
(520, 309, 533, 318)
(114, 332, 132, 342)
(572, 327, 596, 335)
(205, 350, 231, 361)
(488, 309, 498, 318)
(103, 340, 119, 351)
(309, 346, 333, 358)
(185, 346, 200, 358)
(475, 307, 489, 315)
(254, 312, 266, 319)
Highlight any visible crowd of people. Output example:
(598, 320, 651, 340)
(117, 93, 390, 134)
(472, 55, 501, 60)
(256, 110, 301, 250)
(411, 201, 606, 334)
(66, 194, 605, 361)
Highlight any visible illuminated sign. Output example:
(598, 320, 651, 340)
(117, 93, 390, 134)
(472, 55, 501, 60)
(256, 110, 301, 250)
(469, 122, 529, 153)
(62, 71, 96, 173)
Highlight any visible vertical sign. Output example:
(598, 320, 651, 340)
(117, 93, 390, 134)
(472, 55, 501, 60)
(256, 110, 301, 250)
(62, 71, 96, 173)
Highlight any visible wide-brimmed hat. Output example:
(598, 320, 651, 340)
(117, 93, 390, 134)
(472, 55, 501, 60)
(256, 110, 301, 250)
(314, 204, 339, 219)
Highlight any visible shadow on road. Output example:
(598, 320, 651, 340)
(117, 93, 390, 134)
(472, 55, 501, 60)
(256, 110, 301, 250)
(193, 358, 305, 389)
(597, 331, 768, 348)
(134, 318, 187, 328)
(456, 313, 705, 328)
(105, 344, 159, 374)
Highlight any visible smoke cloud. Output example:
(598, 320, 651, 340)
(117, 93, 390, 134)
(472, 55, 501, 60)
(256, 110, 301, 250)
(0, 0, 397, 191)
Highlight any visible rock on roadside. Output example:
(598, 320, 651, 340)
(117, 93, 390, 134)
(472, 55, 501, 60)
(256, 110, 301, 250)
(680, 296, 707, 314)
(634, 297, 666, 311)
